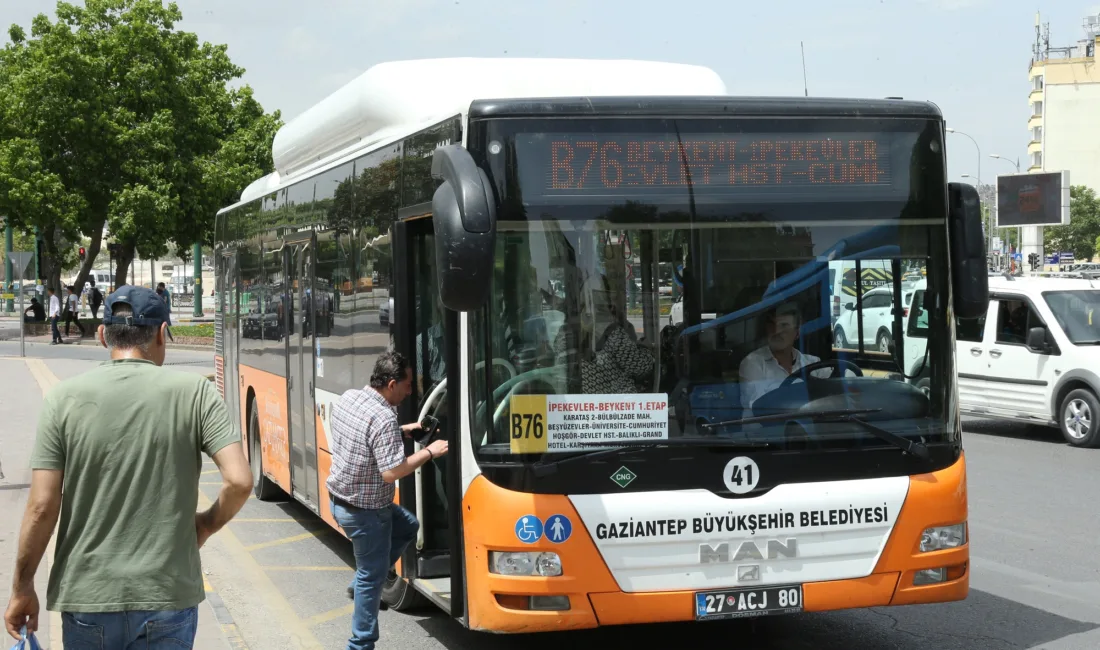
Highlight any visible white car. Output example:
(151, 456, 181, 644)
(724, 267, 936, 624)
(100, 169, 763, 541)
(906, 276, 1100, 447)
(833, 286, 895, 353)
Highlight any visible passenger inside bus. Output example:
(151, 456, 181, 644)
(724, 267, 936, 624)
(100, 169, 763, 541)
(552, 275, 655, 394)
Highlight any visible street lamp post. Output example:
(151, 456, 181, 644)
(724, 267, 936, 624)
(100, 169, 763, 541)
(946, 128, 993, 263)
(961, 173, 995, 267)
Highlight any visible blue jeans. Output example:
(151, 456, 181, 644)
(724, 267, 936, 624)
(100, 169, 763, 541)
(61, 607, 198, 649)
(331, 500, 419, 650)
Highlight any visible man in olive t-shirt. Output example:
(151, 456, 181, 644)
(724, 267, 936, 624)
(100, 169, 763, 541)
(4, 286, 254, 648)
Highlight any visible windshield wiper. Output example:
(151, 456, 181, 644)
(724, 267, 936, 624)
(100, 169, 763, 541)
(702, 408, 931, 460)
(531, 438, 771, 477)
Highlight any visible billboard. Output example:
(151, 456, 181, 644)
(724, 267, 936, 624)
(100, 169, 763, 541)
(996, 170, 1070, 227)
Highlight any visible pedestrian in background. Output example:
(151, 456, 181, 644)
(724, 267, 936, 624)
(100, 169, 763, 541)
(63, 285, 86, 338)
(327, 350, 448, 650)
(46, 287, 61, 345)
(88, 281, 104, 319)
(3, 285, 254, 648)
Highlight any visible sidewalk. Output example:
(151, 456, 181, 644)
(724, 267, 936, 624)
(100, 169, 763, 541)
(0, 356, 238, 649)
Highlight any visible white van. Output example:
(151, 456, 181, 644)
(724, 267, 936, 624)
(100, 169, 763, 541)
(905, 275, 1100, 447)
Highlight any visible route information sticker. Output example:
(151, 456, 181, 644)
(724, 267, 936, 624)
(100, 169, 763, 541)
(509, 394, 668, 454)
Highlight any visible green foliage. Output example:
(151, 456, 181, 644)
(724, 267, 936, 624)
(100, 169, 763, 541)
(1044, 186, 1100, 262)
(0, 0, 281, 289)
(170, 323, 214, 338)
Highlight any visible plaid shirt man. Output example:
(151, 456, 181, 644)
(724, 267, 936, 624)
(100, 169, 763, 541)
(327, 386, 405, 509)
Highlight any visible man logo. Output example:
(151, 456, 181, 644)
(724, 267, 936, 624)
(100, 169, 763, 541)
(698, 539, 798, 563)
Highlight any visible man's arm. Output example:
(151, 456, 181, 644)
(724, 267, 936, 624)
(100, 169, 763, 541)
(738, 355, 763, 410)
(195, 380, 253, 546)
(380, 442, 445, 484)
(5, 469, 63, 639)
(196, 442, 252, 547)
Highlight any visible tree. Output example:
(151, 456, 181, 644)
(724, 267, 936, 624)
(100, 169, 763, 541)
(1044, 185, 1100, 262)
(0, 0, 280, 291)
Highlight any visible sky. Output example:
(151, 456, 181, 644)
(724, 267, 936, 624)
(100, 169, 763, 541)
(2, 0, 1098, 188)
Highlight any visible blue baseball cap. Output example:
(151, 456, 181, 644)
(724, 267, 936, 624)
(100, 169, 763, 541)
(103, 285, 174, 341)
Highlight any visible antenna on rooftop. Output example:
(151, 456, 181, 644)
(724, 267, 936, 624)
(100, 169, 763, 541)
(800, 41, 809, 96)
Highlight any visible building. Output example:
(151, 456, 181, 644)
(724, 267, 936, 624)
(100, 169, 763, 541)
(1028, 14, 1100, 189)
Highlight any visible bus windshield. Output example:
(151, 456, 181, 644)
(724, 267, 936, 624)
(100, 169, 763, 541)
(469, 115, 954, 470)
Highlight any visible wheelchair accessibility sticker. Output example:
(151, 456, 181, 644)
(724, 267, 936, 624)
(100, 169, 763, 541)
(514, 515, 544, 544)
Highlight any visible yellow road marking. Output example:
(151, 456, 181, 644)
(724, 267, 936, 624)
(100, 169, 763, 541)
(204, 576, 214, 592)
(304, 604, 354, 628)
(202, 469, 221, 475)
(200, 481, 223, 485)
(262, 565, 354, 572)
(243, 530, 327, 552)
(197, 490, 324, 648)
(233, 517, 307, 523)
(25, 358, 60, 392)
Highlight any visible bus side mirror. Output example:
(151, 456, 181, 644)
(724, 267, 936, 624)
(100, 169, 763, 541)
(430, 145, 497, 312)
(947, 182, 989, 320)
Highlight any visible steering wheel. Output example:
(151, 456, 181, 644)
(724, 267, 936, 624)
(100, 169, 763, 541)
(779, 359, 863, 387)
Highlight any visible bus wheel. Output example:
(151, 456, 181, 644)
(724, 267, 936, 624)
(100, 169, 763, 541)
(1060, 388, 1100, 448)
(381, 569, 429, 611)
(249, 402, 282, 501)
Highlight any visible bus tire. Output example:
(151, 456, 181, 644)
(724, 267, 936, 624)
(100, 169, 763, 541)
(249, 401, 283, 501)
(382, 570, 429, 611)
(1059, 388, 1100, 448)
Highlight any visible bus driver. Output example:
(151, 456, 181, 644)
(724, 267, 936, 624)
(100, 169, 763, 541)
(738, 302, 832, 417)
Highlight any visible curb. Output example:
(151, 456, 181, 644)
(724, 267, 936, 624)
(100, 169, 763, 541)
(0, 338, 213, 353)
(204, 581, 251, 649)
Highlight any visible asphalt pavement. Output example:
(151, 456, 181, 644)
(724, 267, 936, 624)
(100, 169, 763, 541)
(2, 343, 1099, 649)
(194, 415, 1100, 650)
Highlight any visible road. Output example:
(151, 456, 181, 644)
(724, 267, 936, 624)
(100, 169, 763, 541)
(2, 343, 1098, 649)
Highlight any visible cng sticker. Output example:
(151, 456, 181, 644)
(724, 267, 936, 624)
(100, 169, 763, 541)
(610, 466, 637, 488)
(509, 394, 547, 454)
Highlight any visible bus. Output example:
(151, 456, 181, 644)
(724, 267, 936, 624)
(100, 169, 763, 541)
(214, 57, 988, 633)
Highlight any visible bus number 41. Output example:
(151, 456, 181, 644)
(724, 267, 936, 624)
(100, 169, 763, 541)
(511, 413, 545, 440)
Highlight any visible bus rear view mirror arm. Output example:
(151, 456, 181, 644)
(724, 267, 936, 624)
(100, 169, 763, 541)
(947, 182, 989, 319)
(431, 144, 497, 312)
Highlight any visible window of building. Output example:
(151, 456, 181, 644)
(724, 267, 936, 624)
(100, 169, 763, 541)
(1031, 151, 1043, 168)
(1031, 101, 1043, 117)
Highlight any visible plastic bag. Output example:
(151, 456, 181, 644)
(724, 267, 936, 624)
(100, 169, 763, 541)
(8, 626, 42, 650)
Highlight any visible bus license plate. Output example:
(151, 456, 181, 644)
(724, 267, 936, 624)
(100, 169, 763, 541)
(695, 585, 803, 620)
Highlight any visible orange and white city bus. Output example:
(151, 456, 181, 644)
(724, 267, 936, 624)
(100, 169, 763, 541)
(214, 58, 988, 632)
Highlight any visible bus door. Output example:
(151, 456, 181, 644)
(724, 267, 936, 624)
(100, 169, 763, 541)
(393, 207, 458, 605)
(220, 250, 241, 433)
(285, 236, 320, 512)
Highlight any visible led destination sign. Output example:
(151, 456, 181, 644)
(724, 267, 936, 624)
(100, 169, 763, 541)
(514, 131, 912, 202)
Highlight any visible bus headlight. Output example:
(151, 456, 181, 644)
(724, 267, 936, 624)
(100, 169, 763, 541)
(490, 552, 563, 577)
(919, 523, 967, 552)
